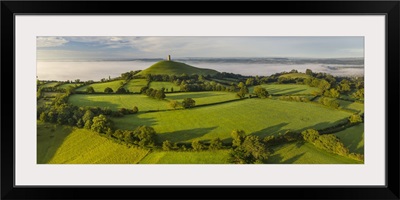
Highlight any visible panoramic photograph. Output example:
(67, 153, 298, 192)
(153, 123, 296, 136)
(37, 36, 364, 164)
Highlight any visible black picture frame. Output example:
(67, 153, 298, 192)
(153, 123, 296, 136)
(1, 1, 399, 199)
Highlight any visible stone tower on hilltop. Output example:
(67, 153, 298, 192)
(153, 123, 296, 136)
(167, 55, 171, 61)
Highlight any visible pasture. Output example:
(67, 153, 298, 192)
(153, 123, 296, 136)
(112, 98, 352, 143)
(37, 121, 149, 164)
(166, 91, 239, 106)
(76, 80, 124, 92)
(149, 81, 180, 92)
(39, 82, 59, 88)
(335, 123, 364, 154)
(269, 141, 362, 164)
(56, 83, 82, 89)
(68, 94, 171, 111)
(124, 79, 148, 93)
(249, 84, 320, 95)
(139, 150, 230, 164)
(338, 100, 364, 113)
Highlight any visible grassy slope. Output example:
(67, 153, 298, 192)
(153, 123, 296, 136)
(76, 80, 124, 92)
(113, 99, 351, 143)
(137, 61, 219, 76)
(139, 150, 231, 164)
(69, 94, 170, 111)
(124, 79, 148, 93)
(56, 83, 82, 89)
(335, 123, 364, 154)
(150, 82, 180, 92)
(269, 141, 362, 164)
(39, 82, 59, 88)
(249, 84, 320, 95)
(338, 100, 364, 113)
(166, 91, 238, 105)
(37, 121, 149, 164)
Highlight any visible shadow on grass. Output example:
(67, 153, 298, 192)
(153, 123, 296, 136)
(268, 152, 306, 164)
(167, 92, 227, 100)
(251, 123, 289, 138)
(159, 126, 218, 143)
(37, 123, 74, 164)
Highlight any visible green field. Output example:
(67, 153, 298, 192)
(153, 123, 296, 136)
(39, 82, 59, 88)
(69, 94, 170, 111)
(149, 81, 180, 92)
(210, 78, 237, 85)
(113, 99, 352, 143)
(137, 60, 218, 76)
(338, 100, 364, 113)
(124, 79, 148, 93)
(269, 141, 361, 164)
(139, 150, 230, 164)
(166, 91, 238, 105)
(249, 84, 320, 95)
(76, 80, 124, 92)
(37, 121, 149, 164)
(335, 123, 364, 154)
(56, 83, 82, 89)
(279, 73, 311, 79)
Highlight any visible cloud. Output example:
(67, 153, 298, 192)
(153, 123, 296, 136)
(37, 37, 69, 47)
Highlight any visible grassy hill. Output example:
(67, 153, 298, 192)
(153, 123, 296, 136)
(37, 121, 149, 164)
(137, 60, 219, 76)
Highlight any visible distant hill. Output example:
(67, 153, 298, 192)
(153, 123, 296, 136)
(137, 60, 219, 76)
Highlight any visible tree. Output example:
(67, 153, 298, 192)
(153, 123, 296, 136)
(253, 86, 269, 98)
(237, 86, 249, 98)
(182, 98, 195, 109)
(169, 100, 180, 109)
(116, 87, 127, 94)
(352, 88, 364, 99)
(229, 135, 270, 164)
(231, 129, 246, 147)
(306, 69, 313, 76)
(191, 140, 204, 151)
(238, 82, 245, 88)
(162, 140, 173, 151)
(91, 114, 114, 134)
(209, 138, 223, 150)
(132, 106, 139, 113)
(82, 110, 94, 123)
(155, 90, 166, 100)
(245, 78, 255, 86)
(86, 86, 95, 93)
(301, 129, 320, 143)
(104, 87, 113, 93)
(133, 126, 157, 147)
(349, 114, 363, 123)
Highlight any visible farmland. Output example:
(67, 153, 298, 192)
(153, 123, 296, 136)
(37, 121, 149, 164)
(149, 81, 180, 92)
(37, 52, 364, 164)
(68, 94, 171, 111)
(335, 123, 364, 154)
(56, 83, 82, 89)
(166, 91, 238, 105)
(112, 98, 352, 143)
(124, 79, 148, 93)
(249, 84, 320, 95)
(139, 150, 231, 164)
(76, 80, 124, 92)
(269, 141, 361, 164)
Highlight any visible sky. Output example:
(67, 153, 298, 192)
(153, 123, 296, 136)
(37, 36, 364, 60)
